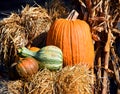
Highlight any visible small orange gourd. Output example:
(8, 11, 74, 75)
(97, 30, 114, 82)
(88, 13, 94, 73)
(16, 57, 39, 77)
(46, 10, 94, 68)
(29, 47, 40, 52)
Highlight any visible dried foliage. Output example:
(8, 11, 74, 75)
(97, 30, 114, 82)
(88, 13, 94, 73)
(0, 79, 8, 94)
(0, 0, 120, 94)
(20, 5, 51, 47)
(46, 0, 119, 93)
(8, 80, 24, 94)
(7, 65, 93, 94)
(0, 5, 51, 69)
(23, 69, 55, 94)
(55, 65, 93, 94)
(45, 0, 69, 21)
(0, 13, 27, 67)
(74, 0, 120, 94)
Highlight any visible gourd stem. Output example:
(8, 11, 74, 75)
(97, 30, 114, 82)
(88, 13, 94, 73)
(66, 9, 79, 20)
(18, 47, 36, 57)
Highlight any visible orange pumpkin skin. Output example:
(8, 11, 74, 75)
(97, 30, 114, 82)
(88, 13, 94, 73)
(16, 57, 39, 77)
(46, 19, 94, 68)
(29, 47, 40, 52)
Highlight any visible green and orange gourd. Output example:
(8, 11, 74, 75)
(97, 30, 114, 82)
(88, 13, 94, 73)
(46, 10, 95, 68)
(16, 57, 39, 77)
(18, 45, 63, 71)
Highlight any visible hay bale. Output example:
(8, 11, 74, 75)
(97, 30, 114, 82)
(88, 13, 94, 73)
(0, 5, 51, 69)
(55, 65, 93, 94)
(0, 79, 8, 94)
(0, 13, 27, 67)
(6, 65, 93, 94)
(20, 5, 51, 47)
(8, 80, 24, 94)
(24, 69, 55, 94)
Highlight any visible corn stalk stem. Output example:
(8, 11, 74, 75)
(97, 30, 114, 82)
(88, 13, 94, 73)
(66, 10, 79, 20)
(102, 29, 110, 94)
(111, 47, 120, 93)
(102, 52, 109, 94)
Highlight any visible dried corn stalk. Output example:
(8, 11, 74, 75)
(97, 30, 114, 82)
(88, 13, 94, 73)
(63, 0, 120, 93)
(75, 0, 120, 93)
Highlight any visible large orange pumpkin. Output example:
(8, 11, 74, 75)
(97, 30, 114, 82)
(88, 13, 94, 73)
(46, 10, 94, 68)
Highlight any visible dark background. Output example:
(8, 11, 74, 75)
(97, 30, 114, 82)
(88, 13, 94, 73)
(0, 0, 48, 20)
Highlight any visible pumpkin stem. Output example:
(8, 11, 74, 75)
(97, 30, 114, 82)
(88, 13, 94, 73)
(66, 10, 79, 20)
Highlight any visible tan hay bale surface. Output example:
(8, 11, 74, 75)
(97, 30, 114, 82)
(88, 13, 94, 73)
(0, 13, 21, 24)
(0, 17, 27, 48)
(56, 65, 93, 94)
(8, 80, 24, 94)
(7, 65, 93, 94)
(0, 80, 8, 94)
(0, 13, 27, 66)
(23, 69, 55, 94)
(21, 5, 51, 47)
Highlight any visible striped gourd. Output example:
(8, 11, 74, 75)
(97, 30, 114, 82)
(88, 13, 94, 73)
(18, 46, 63, 70)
